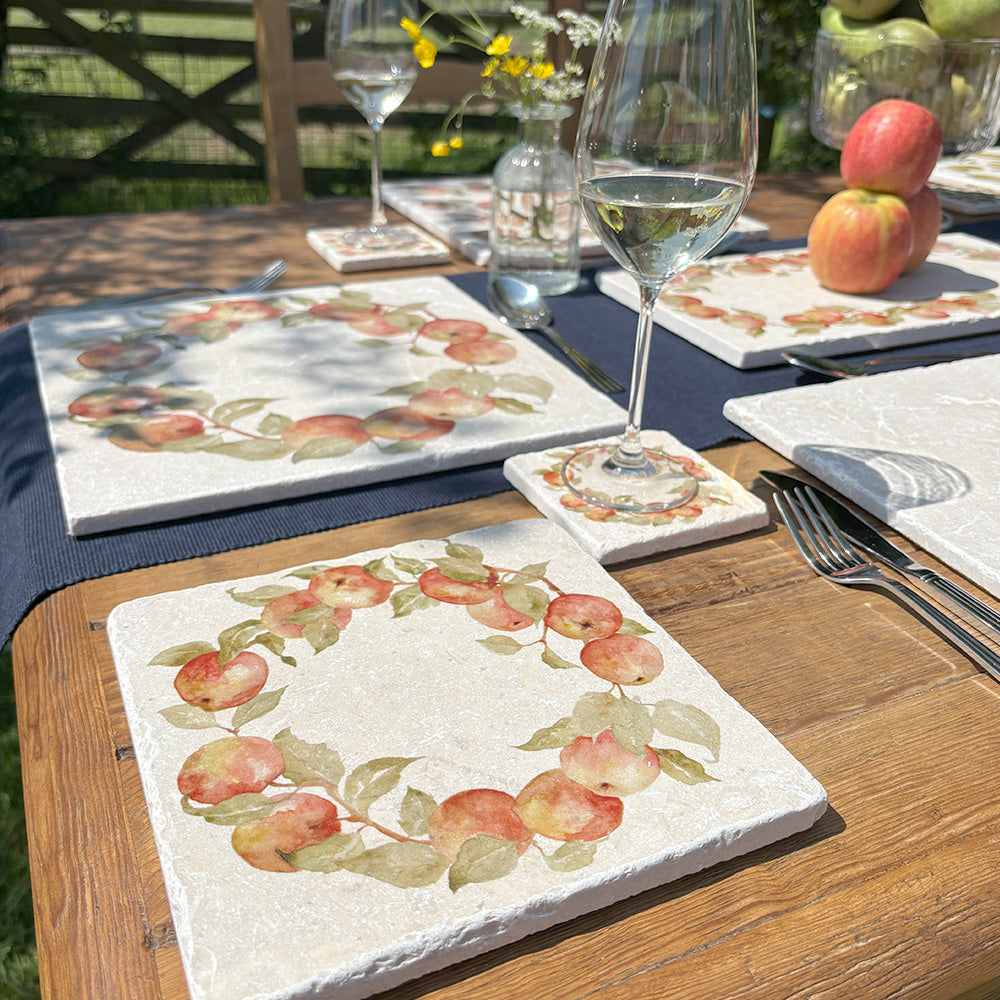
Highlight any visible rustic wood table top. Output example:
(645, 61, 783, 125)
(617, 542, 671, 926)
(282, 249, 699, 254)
(7, 174, 1000, 1000)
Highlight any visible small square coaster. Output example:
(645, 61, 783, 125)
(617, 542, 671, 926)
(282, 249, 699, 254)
(503, 430, 769, 564)
(307, 224, 451, 272)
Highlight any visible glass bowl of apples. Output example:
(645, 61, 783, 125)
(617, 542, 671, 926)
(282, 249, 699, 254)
(811, 25, 1000, 155)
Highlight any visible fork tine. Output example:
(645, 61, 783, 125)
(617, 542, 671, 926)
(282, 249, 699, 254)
(773, 492, 827, 577)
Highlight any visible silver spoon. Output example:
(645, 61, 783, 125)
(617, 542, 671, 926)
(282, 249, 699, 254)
(781, 348, 994, 379)
(487, 276, 625, 394)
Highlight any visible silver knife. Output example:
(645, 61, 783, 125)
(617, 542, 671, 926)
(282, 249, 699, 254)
(761, 469, 1000, 640)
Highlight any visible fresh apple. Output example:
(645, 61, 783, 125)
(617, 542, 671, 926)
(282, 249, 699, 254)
(859, 18, 943, 92)
(831, 0, 904, 20)
(902, 184, 942, 273)
(840, 99, 943, 199)
(808, 188, 913, 294)
(919, 0, 1000, 40)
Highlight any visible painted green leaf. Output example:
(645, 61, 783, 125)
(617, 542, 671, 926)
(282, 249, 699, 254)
(158, 384, 216, 411)
(619, 617, 653, 636)
(232, 685, 286, 730)
(285, 563, 330, 580)
(491, 397, 536, 415)
(202, 438, 293, 461)
(253, 631, 287, 657)
(477, 635, 525, 656)
(62, 369, 105, 382)
(363, 557, 403, 583)
(378, 440, 425, 454)
(607, 698, 655, 755)
(217, 619, 266, 664)
(290, 437, 360, 462)
(399, 787, 437, 837)
(286, 603, 336, 625)
(435, 556, 488, 583)
(148, 640, 215, 667)
(390, 584, 436, 618)
(182, 792, 275, 826)
(392, 555, 429, 577)
(274, 728, 345, 787)
(571, 691, 619, 734)
(339, 842, 447, 888)
(652, 699, 721, 760)
(518, 561, 549, 579)
(514, 716, 581, 751)
(226, 584, 297, 607)
(284, 832, 366, 872)
(449, 835, 520, 891)
(653, 748, 719, 785)
(157, 434, 219, 453)
(159, 703, 218, 729)
(444, 540, 485, 564)
(496, 372, 553, 403)
(541, 646, 579, 670)
(377, 380, 428, 398)
(343, 757, 420, 814)
(358, 338, 395, 349)
(280, 311, 321, 327)
(502, 581, 549, 622)
(427, 369, 494, 398)
(544, 840, 597, 872)
(303, 618, 342, 654)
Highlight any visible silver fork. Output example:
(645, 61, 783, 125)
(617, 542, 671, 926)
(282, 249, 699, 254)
(40, 259, 288, 315)
(773, 483, 1000, 682)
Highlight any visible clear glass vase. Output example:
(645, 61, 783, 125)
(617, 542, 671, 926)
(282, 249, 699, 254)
(488, 104, 580, 296)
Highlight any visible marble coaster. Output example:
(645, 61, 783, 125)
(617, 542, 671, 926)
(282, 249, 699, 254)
(306, 224, 450, 272)
(107, 519, 825, 1000)
(503, 431, 769, 564)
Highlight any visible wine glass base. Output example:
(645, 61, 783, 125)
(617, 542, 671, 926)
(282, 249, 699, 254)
(341, 225, 420, 252)
(561, 444, 700, 514)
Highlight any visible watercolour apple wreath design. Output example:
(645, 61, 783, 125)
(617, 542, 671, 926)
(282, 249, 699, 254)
(657, 237, 1000, 339)
(151, 540, 721, 890)
(61, 288, 552, 462)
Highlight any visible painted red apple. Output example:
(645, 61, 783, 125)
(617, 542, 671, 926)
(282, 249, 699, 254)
(514, 769, 623, 842)
(174, 649, 269, 711)
(350, 310, 406, 337)
(108, 413, 205, 452)
(559, 729, 660, 797)
(407, 388, 495, 420)
(544, 594, 623, 641)
(840, 99, 942, 200)
(902, 185, 942, 274)
(161, 313, 240, 338)
(418, 567, 499, 605)
(68, 385, 165, 420)
(417, 318, 489, 344)
(261, 590, 353, 638)
(206, 300, 283, 323)
(427, 788, 532, 861)
(444, 339, 517, 366)
(807, 188, 913, 294)
(177, 735, 284, 805)
(307, 565, 394, 608)
(231, 792, 342, 872)
(466, 590, 534, 630)
(76, 341, 162, 372)
(308, 301, 373, 322)
(280, 414, 371, 451)
(579, 633, 665, 685)
(362, 407, 455, 441)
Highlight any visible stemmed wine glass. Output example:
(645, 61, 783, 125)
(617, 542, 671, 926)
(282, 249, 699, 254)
(564, 0, 758, 513)
(325, 0, 419, 250)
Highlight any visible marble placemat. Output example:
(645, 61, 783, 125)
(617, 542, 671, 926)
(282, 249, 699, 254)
(28, 276, 625, 534)
(931, 149, 1000, 216)
(306, 225, 451, 272)
(503, 430, 769, 563)
(107, 518, 826, 1000)
(723, 355, 1000, 599)
(596, 233, 1000, 369)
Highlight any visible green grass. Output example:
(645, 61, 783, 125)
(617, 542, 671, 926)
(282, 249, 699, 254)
(0, 644, 40, 1000)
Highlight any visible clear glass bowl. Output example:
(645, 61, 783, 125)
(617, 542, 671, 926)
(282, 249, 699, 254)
(810, 28, 1000, 155)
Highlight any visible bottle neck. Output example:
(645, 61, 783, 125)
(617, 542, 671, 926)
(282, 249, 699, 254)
(516, 113, 565, 151)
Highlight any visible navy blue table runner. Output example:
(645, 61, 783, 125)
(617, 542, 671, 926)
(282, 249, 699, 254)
(4, 225, 1000, 646)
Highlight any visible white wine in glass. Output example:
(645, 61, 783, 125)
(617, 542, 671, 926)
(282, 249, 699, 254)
(326, 0, 419, 250)
(565, 0, 757, 513)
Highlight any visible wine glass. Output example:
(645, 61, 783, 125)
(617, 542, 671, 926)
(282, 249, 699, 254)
(564, 0, 758, 513)
(325, 0, 419, 250)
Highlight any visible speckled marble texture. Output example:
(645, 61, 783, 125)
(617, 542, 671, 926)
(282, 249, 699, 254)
(107, 519, 826, 1000)
(503, 430, 769, 564)
(29, 276, 625, 534)
(597, 233, 1000, 369)
(306, 225, 451, 272)
(724, 355, 1000, 599)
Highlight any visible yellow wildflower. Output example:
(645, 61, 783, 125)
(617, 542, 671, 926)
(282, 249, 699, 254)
(448, 136, 464, 149)
(486, 34, 512, 56)
(431, 141, 451, 157)
(501, 56, 528, 77)
(481, 56, 499, 78)
(400, 17, 421, 41)
(414, 37, 437, 69)
(528, 61, 554, 79)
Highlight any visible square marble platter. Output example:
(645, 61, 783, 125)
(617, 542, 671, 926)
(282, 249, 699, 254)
(503, 430, 769, 564)
(930, 149, 1000, 215)
(29, 276, 626, 535)
(596, 232, 1000, 369)
(107, 518, 827, 1000)
(724, 355, 1000, 600)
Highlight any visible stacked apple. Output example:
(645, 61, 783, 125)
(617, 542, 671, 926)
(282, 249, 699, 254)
(808, 98, 943, 294)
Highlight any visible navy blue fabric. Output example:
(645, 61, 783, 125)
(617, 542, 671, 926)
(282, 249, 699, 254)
(4, 220, 1000, 646)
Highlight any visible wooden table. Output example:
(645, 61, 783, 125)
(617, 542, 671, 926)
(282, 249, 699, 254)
(8, 175, 1000, 1000)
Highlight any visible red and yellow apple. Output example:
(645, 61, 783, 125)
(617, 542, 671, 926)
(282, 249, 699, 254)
(177, 735, 284, 805)
(307, 565, 394, 609)
(514, 769, 623, 842)
(231, 792, 342, 872)
(807, 188, 913, 294)
(579, 633, 665, 686)
(902, 184, 942, 274)
(427, 788, 531, 861)
(559, 729, 661, 797)
(174, 649, 269, 711)
(544, 593, 623, 641)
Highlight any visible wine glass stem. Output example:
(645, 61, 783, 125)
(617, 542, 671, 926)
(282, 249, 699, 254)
(615, 280, 663, 469)
(368, 121, 387, 231)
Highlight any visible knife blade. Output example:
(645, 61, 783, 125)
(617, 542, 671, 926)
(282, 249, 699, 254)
(761, 469, 1000, 640)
